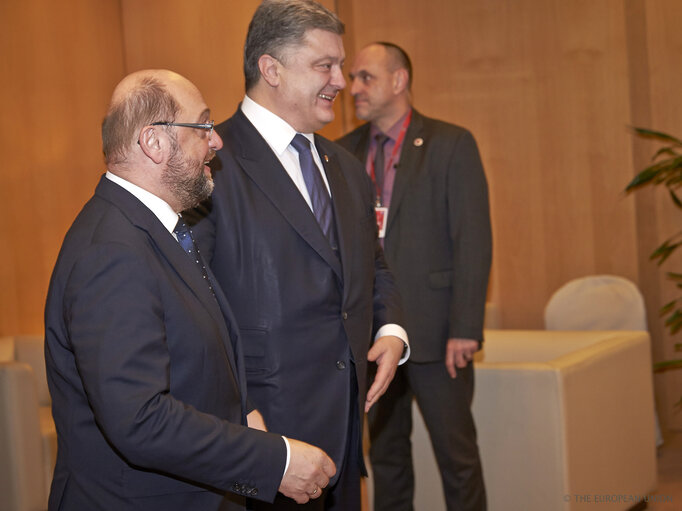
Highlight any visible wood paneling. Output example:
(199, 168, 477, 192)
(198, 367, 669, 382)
(0, 0, 125, 335)
(120, 0, 260, 125)
(339, 0, 641, 328)
(1, 0, 680, 428)
(337, 0, 681, 429)
(119, 0, 345, 139)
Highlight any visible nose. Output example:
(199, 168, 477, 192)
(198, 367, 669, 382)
(209, 130, 223, 151)
(331, 65, 346, 90)
(349, 76, 361, 96)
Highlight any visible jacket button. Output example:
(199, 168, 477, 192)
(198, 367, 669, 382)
(342, 312, 348, 320)
(336, 360, 346, 370)
(250, 488, 259, 496)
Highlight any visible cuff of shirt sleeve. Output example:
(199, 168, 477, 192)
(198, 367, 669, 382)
(282, 436, 291, 479)
(374, 324, 410, 365)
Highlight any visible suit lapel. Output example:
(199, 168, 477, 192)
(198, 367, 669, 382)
(315, 137, 350, 285)
(230, 112, 343, 279)
(386, 111, 426, 233)
(95, 177, 241, 382)
(350, 124, 371, 163)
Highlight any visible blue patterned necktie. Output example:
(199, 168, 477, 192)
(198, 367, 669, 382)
(173, 216, 215, 296)
(290, 133, 338, 249)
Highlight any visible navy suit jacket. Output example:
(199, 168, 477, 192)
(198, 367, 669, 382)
(337, 110, 492, 361)
(44, 176, 286, 511)
(190, 109, 403, 479)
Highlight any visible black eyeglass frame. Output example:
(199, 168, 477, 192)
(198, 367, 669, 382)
(150, 120, 215, 138)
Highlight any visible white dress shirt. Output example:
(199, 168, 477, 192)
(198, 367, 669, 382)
(106, 171, 180, 236)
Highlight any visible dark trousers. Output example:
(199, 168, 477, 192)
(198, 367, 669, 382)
(368, 360, 486, 511)
(249, 371, 362, 511)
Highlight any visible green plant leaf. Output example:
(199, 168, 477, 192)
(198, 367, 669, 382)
(653, 147, 679, 160)
(653, 358, 682, 371)
(650, 240, 681, 265)
(665, 309, 682, 334)
(661, 300, 677, 315)
(633, 127, 682, 145)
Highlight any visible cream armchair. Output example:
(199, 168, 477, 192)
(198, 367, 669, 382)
(0, 335, 56, 511)
(404, 330, 657, 511)
(472, 330, 657, 511)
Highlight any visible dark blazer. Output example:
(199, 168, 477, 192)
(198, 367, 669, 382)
(44, 176, 286, 511)
(190, 108, 403, 478)
(337, 110, 492, 362)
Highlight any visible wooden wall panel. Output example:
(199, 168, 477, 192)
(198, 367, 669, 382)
(119, 0, 345, 139)
(120, 0, 260, 125)
(339, 0, 640, 329)
(2, 0, 679, 427)
(0, 0, 125, 335)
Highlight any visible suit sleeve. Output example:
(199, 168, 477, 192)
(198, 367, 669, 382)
(447, 130, 492, 341)
(63, 241, 285, 501)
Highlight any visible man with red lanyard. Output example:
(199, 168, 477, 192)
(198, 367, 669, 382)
(337, 42, 492, 511)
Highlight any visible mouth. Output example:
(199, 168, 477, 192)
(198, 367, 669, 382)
(204, 150, 216, 165)
(318, 92, 337, 103)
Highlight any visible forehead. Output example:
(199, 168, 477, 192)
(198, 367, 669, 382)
(352, 45, 390, 72)
(170, 79, 209, 119)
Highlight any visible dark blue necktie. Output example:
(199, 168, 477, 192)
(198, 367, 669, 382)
(290, 134, 337, 249)
(174, 216, 215, 295)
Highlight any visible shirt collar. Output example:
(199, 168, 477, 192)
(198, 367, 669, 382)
(105, 171, 180, 235)
(370, 108, 412, 142)
(241, 95, 315, 154)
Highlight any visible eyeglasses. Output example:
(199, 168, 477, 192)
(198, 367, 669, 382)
(151, 120, 215, 139)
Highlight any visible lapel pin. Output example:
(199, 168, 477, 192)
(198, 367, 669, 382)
(413, 137, 424, 147)
(323, 154, 329, 162)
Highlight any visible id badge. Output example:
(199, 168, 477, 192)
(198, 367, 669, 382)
(375, 206, 388, 239)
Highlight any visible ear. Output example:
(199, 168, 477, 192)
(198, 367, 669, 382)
(137, 125, 166, 165)
(392, 68, 409, 95)
(258, 54, 281, 87)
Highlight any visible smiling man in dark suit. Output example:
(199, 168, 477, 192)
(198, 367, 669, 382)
(337, 42, 492, 511)
(189, 1, 408, 509)
(44, 69, 335, 511)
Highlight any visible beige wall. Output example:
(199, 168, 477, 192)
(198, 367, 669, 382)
(1, 0, 679, 429)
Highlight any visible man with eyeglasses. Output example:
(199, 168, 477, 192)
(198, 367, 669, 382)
(44, 69, 335, 511)
(189, 1, 408, 509)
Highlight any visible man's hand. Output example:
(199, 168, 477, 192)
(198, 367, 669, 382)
(246, 409, 267, 431)
(279, 438, 336, 504)
(365, 335, 404, 412)
(445, 338, 479, 378)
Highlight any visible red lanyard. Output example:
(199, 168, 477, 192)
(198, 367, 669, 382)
(370, 109, 413, 206)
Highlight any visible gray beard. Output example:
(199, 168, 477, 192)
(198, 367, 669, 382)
(163, 145, 214, 211)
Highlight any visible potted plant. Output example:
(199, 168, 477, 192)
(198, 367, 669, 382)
(626, 128, 682, 410)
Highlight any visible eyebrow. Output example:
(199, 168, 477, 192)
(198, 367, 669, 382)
(349, 70, 372, 79)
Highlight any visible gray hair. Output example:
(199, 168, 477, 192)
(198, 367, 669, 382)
(102, 76, 179, 165)
(244, 0, 345, 91)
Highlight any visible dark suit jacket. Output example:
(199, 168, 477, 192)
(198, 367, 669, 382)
(337, 110, 492, 362)
(190, 109, 403, 478)
(44, 176, 286, 511)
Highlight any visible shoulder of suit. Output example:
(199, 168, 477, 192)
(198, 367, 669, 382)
(336, 122, 370, 148)
(411, 110, 473, 139)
